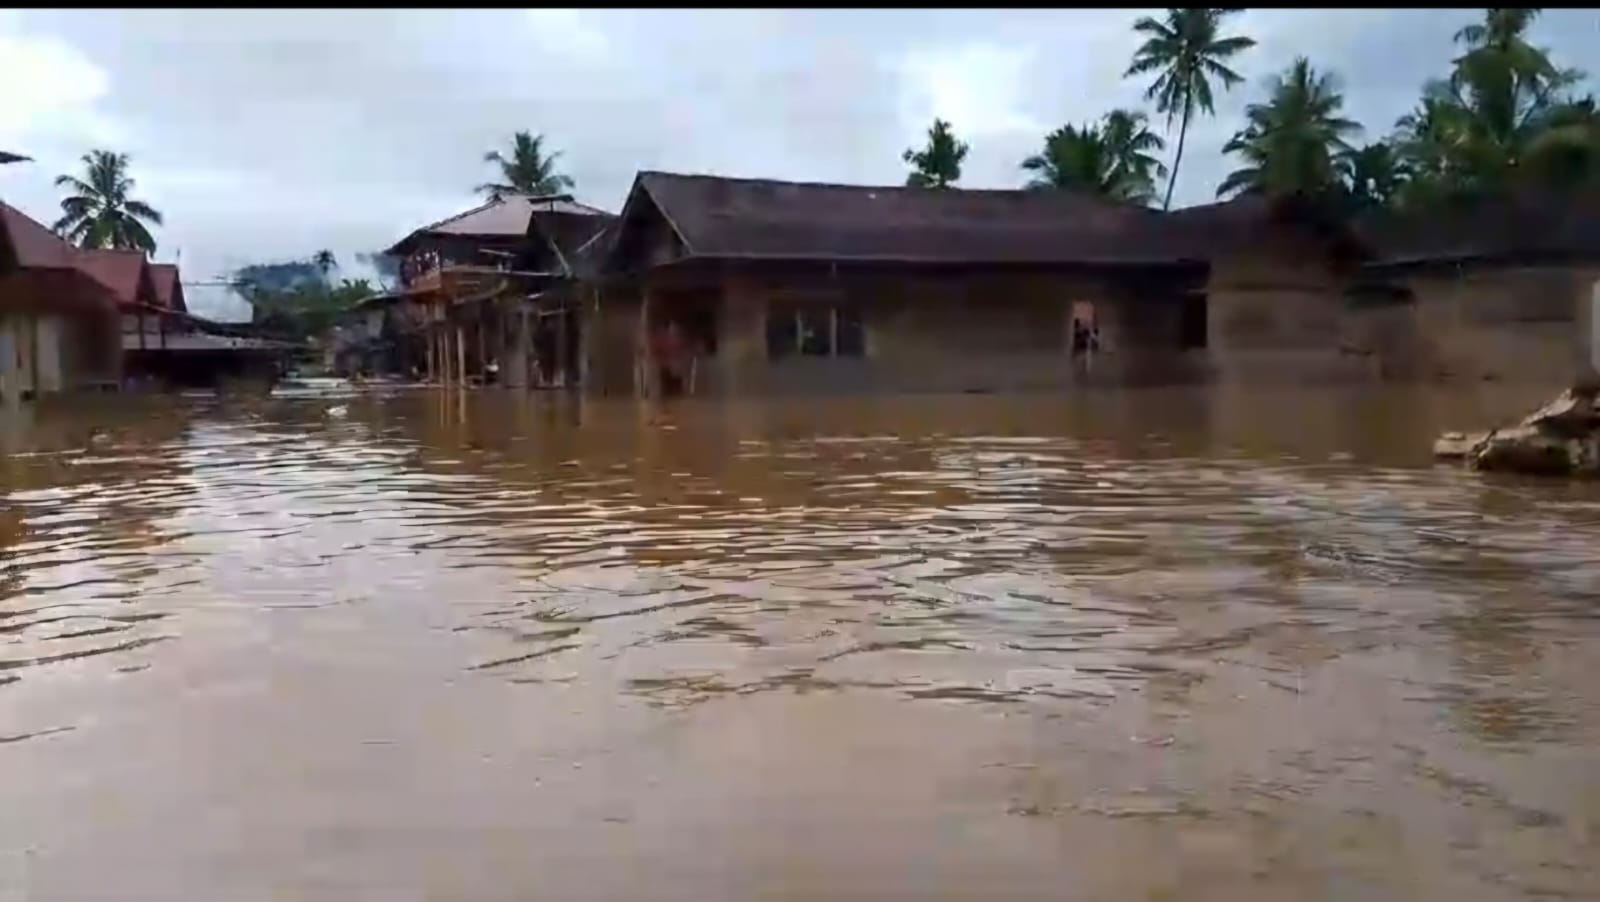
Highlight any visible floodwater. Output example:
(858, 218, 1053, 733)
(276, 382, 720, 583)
(2, 386, 1599, 901)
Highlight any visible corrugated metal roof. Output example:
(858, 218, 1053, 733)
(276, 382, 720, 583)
(395, 193, 612, 248)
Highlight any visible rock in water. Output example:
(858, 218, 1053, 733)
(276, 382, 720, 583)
(1471, 425, 1578, 475)
(1518, 388, 1600, 437)
(1433, 431, 1489, 460)
(1436, 379, 1600, 477)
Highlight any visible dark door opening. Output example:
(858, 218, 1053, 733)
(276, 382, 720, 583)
(1178, 293, 1208, 350)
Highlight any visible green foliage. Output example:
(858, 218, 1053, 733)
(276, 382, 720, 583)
(1217, 57, 1363, 199)
(477, 131, 575, 199)
(1124, 8, 1256, 209)
(52, 150, 164, 253)
(1388, 8, 1597, 207)
(1021, 110, 1168, 203)
(233, 254, 376, 342)
(902, 118, 968, 189)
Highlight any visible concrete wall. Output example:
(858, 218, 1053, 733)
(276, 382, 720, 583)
(674, 269, 1219, 397)
(1204, 232, 1375, 385)
(1395, 264, 1600, 384)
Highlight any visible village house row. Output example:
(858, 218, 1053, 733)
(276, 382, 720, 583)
(8, 172, 1600, 402)
(355, 172, 1600, 397)
(0, 201, 289, 402)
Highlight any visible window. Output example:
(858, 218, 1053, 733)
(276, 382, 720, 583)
(1178, 293, 1208, 350)
(767, 301, 864, 359)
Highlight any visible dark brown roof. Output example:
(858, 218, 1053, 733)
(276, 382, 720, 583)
(1160, 193, 1372, 261)
(615, 171, 1184, 268)
(75, 248, 157, 308)
(149, 263, 187, 313)
(1358, 190, 1600, 268)
(0, 201, 78, 270)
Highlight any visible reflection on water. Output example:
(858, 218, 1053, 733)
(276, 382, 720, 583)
(3, 387, 1600, 900)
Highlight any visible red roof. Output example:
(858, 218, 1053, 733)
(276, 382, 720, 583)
(148, 263, 187, 313)
(0, 201, 78, 270)
(74, 248, 156, 309)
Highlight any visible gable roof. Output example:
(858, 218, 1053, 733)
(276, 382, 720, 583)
(0, 201, 78, 270)
(75, 248, 157, 308)
(149, 263, 187, 312)
(611, 171, 1180, 269)
(386, 192, 613, 256)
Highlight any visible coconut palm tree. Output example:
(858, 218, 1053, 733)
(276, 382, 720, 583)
(1391, 8, 1594, 202)
(1217, 57, 1363, 199)
(476, 131, 574, 199)
(52, 149, 164, 253)
(1341, 141, 1409, 212)
(903, 118, 968, 188)
(313, 249, 337, 277)
(1021, 110, 1168, 203)
(1124, 7, 1257, 209)
(0, 151, 30, 165)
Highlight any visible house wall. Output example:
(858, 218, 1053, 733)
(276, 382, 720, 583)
(618, 268, 1210, 398)
(1203, 232, 1376, 385)
(1393, 263, 1600, 384)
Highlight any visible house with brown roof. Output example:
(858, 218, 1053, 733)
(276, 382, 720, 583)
(585, 172, 1600, 398)
(1352, 191, 1600, 384)
(385, 192, 614, 386)
(594, 171, 1225, 396)
(0, 202, 122, 401)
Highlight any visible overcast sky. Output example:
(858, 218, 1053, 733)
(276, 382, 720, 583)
(1, 8, 1596, 319)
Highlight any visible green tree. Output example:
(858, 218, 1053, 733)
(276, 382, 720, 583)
(1124, 7, 1257, 209)
(313, 249, 337, 276)
(1021, 110, 1168, 203)
(1341, 141, 1410, 212)
(1218, 57, 1363, 199)
(477, 131, 574, 199)
(1394, 8, 1595, 203)
(52, 150, 164, 253)
(902, 118, 968, 188)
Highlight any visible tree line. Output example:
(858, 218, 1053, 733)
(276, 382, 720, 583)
(902, 7, 1598, 214)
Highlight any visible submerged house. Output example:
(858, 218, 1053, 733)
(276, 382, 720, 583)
(1354, 191, 1600, 384)
(0, 202, 121, 402)
(584, 172, 1600, 397)
(386, 192, 613, 388)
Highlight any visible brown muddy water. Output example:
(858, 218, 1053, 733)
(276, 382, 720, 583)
(2, 386, 1599, 900)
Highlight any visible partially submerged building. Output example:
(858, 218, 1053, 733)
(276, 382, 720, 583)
(1354, 191, 1600, 384)
(587, 173, 1600, 397)
(385, 192, 613, 388)
(375, 172, 1600, 399)
(0, 202, 121, 402)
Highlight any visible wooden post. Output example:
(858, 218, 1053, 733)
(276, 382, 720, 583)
(477, 306, 488, 385)
(637, 287, 653, 398)
(426, 322, 436, 383)
(456, 324, 466, 387)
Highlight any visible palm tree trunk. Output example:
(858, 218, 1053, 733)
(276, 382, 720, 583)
(1163, 100, 1193, 211)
